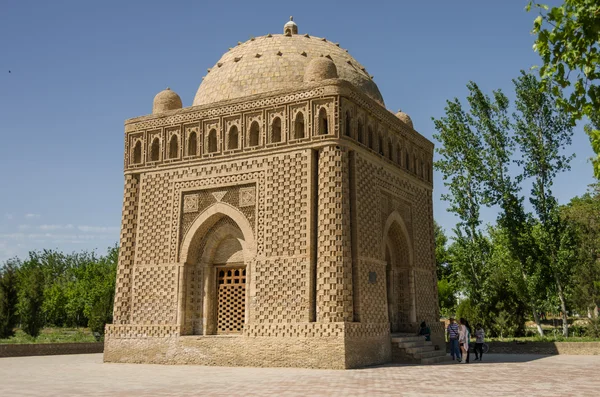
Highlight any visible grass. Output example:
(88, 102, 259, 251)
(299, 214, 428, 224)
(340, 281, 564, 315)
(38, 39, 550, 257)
(0, 327, 98, 344)
(487, 335, 600, 343)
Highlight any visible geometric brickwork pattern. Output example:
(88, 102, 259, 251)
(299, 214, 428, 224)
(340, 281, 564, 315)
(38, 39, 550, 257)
(316, 145, 353, 323)
(132, 264, 177, 324)
(107, 26, 439, 369)
(113, 174, 139, 324)
(263, 151, 310, 258)
(216, 267, 246, 334)
(252, 257, 310, 324)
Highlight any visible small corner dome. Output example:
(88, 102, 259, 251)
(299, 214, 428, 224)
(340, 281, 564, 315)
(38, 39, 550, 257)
(395, 110, 413, 129)
(153, 88, 182, 114)
(304, 57, 338, 82)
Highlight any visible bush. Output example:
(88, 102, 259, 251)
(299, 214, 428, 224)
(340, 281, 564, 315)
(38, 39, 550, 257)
(586, 316, 600, 338)
(17, 264, 45, 338)
(0, 261, 19, 338)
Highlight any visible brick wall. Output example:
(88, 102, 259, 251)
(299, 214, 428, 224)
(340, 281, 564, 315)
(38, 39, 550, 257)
(0, 342, 104, 358)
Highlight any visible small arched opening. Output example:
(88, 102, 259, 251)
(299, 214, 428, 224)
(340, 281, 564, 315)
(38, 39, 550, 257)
(169, 135, 179, 159)
(294, 112, 305, 140)
(150, 138, 160, 161)
(271, 117, 282, 143)
(249, 121, 260, 147)
(208, 129, 218, 153)
(132, 141, 142, 164)
(345, 111, 352, 137)
(228, 125, 239, 150)
(318, 108, 329, 135)
(188, 132, 198, 156)
(357, 120, 364, 144)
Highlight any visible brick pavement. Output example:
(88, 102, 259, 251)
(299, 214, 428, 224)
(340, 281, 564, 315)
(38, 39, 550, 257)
(0, 353, 598, 396)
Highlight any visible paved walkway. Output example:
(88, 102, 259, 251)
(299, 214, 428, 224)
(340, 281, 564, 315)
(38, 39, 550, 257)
(1, 354, 598, 396)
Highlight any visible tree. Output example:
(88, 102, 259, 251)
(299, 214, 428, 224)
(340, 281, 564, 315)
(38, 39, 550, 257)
(433, 96, 490, 310)
(0, 260, 20, 338)
(434, 222, 458, 316)
(562, 184, 600, 318)
(513, 72, 575, 337)
(16, 255, 45, 338)
(528, 1, 600, 175)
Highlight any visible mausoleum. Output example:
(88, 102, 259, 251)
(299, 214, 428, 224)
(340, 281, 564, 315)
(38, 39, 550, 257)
(104, 18, 444, 369)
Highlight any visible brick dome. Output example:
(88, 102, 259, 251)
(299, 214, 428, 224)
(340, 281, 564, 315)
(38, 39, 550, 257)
(193, 23, 384, 106)
(153, 88, 182, 114)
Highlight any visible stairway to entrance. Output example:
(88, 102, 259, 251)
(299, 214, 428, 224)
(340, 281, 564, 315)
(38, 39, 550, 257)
(391, 334, 449, 365)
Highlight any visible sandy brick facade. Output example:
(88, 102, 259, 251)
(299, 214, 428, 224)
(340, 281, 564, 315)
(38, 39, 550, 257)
(104, 20, 441, 369)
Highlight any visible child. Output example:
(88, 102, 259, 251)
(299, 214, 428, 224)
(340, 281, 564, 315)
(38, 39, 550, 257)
(474, 324, 485, 361)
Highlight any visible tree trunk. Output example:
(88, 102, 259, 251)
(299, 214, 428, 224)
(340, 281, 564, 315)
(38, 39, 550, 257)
(532, 307, 544, 336)
(554, 274, 569, 337)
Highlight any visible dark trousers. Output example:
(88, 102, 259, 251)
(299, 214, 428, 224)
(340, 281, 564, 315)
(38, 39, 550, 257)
(449, 339, 460, 359)
(475, 343, 483, 360)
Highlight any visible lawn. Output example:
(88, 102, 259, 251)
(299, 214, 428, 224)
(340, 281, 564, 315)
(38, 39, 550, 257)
(0, 328, 98, 344)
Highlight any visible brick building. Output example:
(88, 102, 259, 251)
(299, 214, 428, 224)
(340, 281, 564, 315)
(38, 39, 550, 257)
(104, 18, 443, 369)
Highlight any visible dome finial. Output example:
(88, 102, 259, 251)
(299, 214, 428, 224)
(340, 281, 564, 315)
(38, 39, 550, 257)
(284, 16, 298, 36)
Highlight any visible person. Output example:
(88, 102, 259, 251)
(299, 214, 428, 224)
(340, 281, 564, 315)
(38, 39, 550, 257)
(417, 321, 431, 341)
(459, 318, 471, 364)
(446, 317, 461, 362)
(474, 323, 485, 361)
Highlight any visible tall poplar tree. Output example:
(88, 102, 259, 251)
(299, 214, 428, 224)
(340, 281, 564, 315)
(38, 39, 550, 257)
(513, 72, 575, 337)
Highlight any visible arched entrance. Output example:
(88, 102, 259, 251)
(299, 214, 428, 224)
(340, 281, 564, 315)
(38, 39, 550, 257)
(383, 212, 416, 333)
(179, 203, 255, 336)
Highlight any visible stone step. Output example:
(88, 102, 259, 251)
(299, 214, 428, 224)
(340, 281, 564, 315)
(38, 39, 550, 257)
(420, 355, 452, 365)
(403, 345, 435, 355)
(413, 350, 447, 359)
(391, 336, 427, 343)
(395, 340, 431, 348)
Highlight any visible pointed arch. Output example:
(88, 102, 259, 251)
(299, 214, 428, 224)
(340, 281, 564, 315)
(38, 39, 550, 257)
(344, 110, 352, 137)
(132, 140, 142, 164)
(318, 107, 329, 135)
(150, 137, 160, 161)
(179, 202, 255, 264)
(294, 112, 305, 139)
(208, 129, 218, 153)
(249, 121, 260, 147)
(271, 117, 282, 143)
(382, 211, 413, 265)
(188, 131, 198, 156)
(169, 134, 179, 159)
(228, 125, 239, 150)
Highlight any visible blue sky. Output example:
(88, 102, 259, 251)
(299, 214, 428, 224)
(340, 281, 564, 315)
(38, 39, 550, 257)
(0, 0, 594, 262)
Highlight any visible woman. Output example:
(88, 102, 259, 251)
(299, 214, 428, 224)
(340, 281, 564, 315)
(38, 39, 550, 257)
(459, 318, 471, 363)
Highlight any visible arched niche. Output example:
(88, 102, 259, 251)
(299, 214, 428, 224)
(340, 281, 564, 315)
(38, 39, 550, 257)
(178, 203, 255, 336)
(382, 211, 416, 333)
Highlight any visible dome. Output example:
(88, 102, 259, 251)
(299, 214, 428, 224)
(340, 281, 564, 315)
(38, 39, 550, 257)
(395, 110, 413, 129)
(304, 57, 338, 82)
(153, 88, 182, 114)
(193, 22, 384, 106)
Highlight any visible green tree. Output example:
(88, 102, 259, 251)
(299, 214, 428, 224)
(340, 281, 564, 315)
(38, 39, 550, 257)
(528, 1, 600, 175)
(434, 222, 458, 316)
(466, 81, 547, 335)
(513, 72, 575, 336)
(16, 255, 45, 338)
(561, 184, 600, 318)
(0, 260, 20, 338)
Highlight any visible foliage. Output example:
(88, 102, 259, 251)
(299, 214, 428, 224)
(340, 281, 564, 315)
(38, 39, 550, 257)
(528, 0, 600, 175)
(561, 184, 600, 316)
(0, 260, 20, 338)
(586, 316, 600, 338)
(16, 257, 45, 338)
(0, 327, 97, 344)
(0, 246, 118, 339)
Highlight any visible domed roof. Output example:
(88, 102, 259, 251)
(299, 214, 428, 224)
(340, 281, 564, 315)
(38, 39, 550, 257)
(153, 88, 182, 114)
(193, 21, 384, 106)
(395, 110, 413, 129)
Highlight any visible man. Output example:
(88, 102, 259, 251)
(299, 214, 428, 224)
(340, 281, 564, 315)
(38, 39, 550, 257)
(446, 317, 461, 362)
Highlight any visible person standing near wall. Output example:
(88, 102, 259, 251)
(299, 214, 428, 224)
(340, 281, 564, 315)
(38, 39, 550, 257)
(447, 317, 461, 362)
(474, 324, 485, 361)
